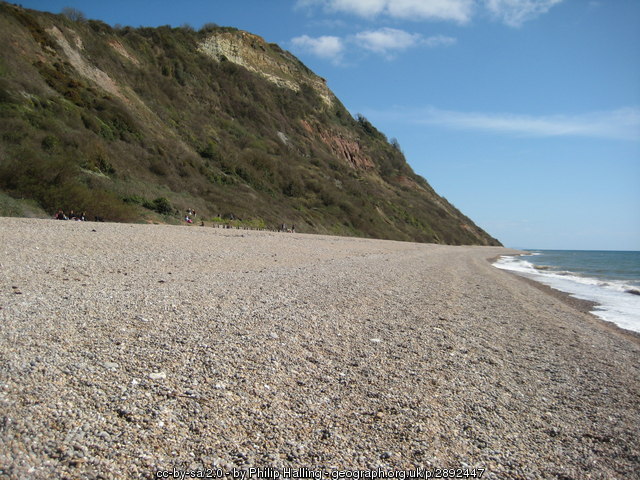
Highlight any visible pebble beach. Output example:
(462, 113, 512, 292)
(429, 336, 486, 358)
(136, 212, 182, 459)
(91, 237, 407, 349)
(1, 218, 638, 479)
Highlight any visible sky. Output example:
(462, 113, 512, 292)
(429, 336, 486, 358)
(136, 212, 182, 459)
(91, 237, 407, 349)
(17, 0, 640, 250)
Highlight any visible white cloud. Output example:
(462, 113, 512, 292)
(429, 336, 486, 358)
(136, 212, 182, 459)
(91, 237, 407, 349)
(297, 0, 565, 26)
(292, 29, 455, 62)
(354, 28, 422, 54)
(423, 34, 458, 47)
(354, 28, 456, 56)
(386, 0, 475, 23)
(329, 0, 387, 17)
(373, 106, 640, 140)
(290, 35, 345, 63)
(483, 0, 564, 27)
(297, 0, 475, 23)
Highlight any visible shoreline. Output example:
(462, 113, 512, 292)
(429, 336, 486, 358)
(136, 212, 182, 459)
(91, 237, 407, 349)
(489, 253, 640, 344)
(1, 218, 639, 479)
(503, 270, 640, 345)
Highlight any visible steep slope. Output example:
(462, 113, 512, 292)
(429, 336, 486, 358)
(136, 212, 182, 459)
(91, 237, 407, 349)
(0, 3, 500, 245)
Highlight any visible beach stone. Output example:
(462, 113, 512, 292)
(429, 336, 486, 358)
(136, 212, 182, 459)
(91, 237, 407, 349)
(0, 218, 638, 479)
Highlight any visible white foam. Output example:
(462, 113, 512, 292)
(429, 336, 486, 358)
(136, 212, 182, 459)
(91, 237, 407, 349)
(494, 255, 640, 333)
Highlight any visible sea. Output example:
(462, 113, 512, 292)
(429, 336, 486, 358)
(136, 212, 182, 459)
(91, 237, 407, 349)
(494, 250, 640, 333)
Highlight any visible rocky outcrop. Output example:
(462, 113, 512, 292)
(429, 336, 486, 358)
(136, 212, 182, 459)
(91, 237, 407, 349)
(198, 31, 334, 106)
(322, 132, 374, 170)
(301, 120, 375, 170)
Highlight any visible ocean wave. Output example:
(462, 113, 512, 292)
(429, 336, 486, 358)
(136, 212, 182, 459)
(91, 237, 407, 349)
(534, 265, 552, 271)
(494, 255, 640, 333)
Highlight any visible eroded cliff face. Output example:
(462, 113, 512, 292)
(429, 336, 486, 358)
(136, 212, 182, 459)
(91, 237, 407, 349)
(198, 31, 377, 171)
(46, 25, 125, 101)
(198, 31, 334, 107)
(301, 120, 375, 170)
(0, 2, 502, 245)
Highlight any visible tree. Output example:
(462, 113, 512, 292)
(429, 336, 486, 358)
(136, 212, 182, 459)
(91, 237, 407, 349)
(61, 7, 86, 22)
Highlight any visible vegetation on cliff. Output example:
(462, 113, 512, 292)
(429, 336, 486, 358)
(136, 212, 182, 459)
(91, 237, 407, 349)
(0, 2, 500, 245)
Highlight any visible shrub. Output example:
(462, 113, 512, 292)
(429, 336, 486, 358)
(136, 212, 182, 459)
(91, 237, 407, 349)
(123, 195, 145, 205)
(199, 140, 219, 160)
(41, 135, 59, 153)
(282, 179, 303, 197)
(149, 160, 168, 176)
(199, 22, 219, 34)
(147, 196, 172, 215)
(356, 114, 386, 141)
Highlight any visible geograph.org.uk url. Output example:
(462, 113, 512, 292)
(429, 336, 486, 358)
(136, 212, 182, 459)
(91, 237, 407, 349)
(155, 467, 486, 480)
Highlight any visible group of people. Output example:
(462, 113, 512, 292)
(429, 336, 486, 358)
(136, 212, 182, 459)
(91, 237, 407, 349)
(279, 223, 296, 233)
(184, 208, 197, 223)
(54, 210, 86, 221)
(53, 205, 298, 231)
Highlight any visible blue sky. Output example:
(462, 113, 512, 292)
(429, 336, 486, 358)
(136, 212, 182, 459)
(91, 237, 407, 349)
(19, 0, 640, 250)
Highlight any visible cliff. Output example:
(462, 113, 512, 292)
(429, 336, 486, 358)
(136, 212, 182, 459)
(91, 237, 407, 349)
(0, 3, 501, 245)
